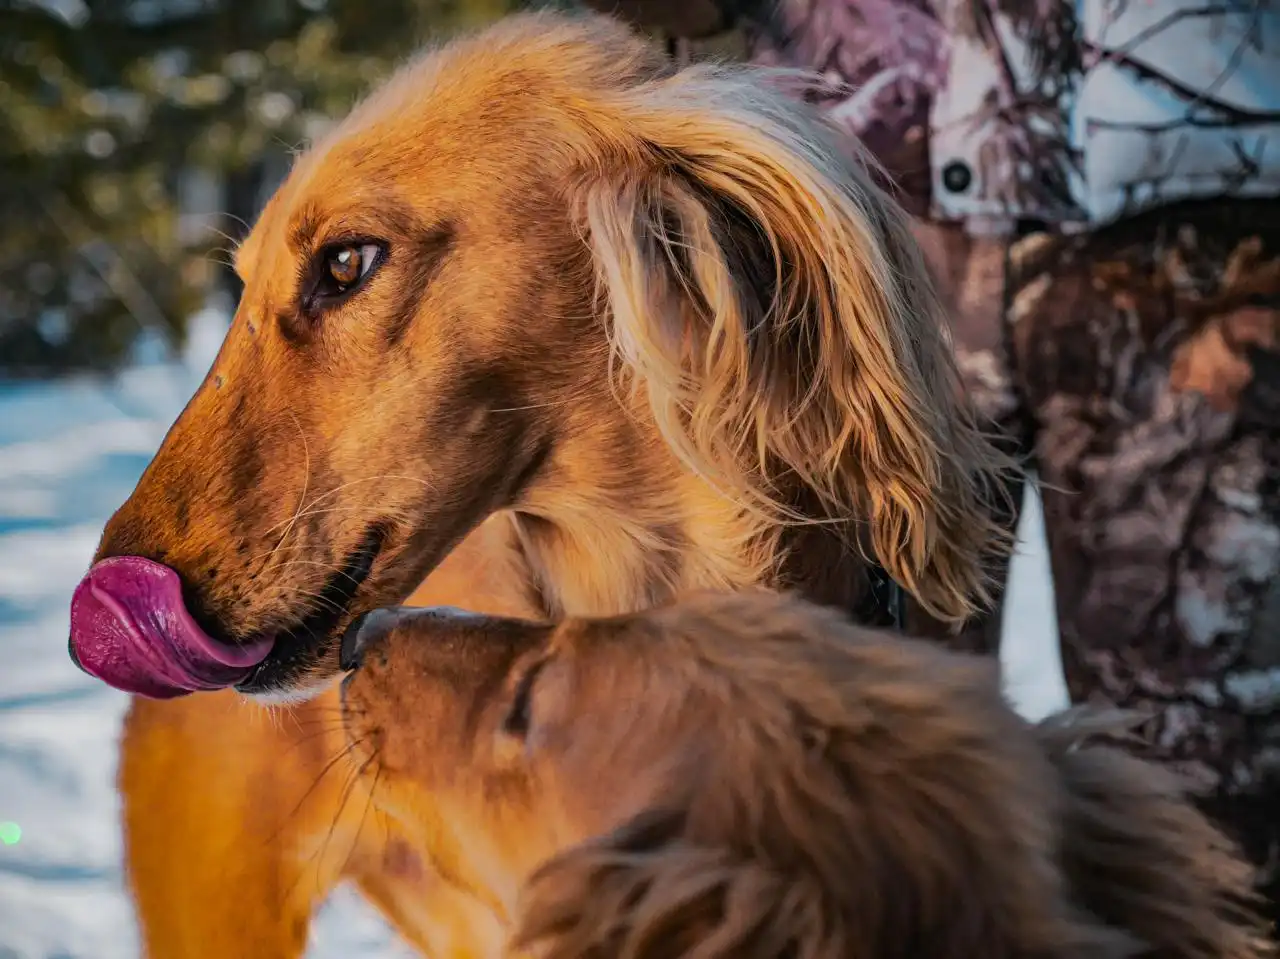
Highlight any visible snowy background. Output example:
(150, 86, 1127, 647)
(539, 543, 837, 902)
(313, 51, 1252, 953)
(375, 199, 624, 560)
(0, 311, 1068, 958)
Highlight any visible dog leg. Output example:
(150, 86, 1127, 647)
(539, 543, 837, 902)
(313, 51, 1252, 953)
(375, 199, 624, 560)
(119, 690, 368, 958)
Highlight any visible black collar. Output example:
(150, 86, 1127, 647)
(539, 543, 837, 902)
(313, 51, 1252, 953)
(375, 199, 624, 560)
(856, 564, 906, 632)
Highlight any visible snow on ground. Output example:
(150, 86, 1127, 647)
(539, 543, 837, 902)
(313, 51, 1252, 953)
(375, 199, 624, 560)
(0, 311, 1067, 958)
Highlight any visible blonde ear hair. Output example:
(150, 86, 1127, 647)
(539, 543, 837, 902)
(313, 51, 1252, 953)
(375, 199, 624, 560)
(574, 63, 1014, 625)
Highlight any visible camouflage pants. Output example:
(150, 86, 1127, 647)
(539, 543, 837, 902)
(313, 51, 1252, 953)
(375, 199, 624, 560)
(914, 200, 1280, 924)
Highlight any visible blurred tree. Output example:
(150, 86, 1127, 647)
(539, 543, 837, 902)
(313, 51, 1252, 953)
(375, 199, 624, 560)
(0, 0, 527, 375)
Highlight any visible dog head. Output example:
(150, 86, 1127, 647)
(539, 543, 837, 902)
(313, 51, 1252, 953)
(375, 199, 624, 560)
(340, 592, 1140, 959)
(74, 12, 1009, 700)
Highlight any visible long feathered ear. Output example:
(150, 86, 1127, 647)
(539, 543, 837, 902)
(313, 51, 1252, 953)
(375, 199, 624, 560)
(575, 66, 1014, 625)
(509, 810, 837, 959)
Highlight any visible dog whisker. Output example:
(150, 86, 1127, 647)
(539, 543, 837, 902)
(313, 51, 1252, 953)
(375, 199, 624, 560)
(261, 559, 370, 587)
(303, 749, 377, 904)
(332, 756, 384, 898)
(263, 409, 312, 571)
(256, 474, 440, 541)
(261, 740, 362, 855)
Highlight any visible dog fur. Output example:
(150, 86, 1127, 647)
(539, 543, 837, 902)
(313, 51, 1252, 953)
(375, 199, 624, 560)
(341, 592, 1273, 959)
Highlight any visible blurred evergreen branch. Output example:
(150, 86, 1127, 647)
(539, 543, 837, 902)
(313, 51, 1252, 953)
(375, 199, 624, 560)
(0, 0, 526, 376)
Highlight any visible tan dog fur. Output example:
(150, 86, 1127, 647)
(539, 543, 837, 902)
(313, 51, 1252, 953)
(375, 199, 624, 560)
(341, 592, 1273, 959)
(104, 12, 1017, 956)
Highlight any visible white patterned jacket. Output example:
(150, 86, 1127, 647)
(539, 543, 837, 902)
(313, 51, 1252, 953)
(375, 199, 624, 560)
(747, 0, 1280, 235)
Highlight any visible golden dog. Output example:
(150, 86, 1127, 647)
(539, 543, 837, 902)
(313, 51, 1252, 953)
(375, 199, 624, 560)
(341, 592, 1273, 959)
(73, 11, 1019, 956)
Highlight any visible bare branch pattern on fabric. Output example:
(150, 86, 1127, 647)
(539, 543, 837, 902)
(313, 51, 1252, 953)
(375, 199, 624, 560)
(746, 0, 945, 212)
(747, 0, 1280, 226)
(1077, 1, 1280, 222)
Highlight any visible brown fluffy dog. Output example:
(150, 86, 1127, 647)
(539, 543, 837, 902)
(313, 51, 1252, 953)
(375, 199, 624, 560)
(93, 11, 1020, 957)
(340, 592, 1272, 959)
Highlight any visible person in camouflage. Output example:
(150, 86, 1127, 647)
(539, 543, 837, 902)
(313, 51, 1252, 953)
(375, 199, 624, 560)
(586, 0, 1280, 930)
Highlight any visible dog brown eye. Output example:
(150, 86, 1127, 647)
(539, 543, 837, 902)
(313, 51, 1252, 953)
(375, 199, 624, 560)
(328, 246, 363, 285)
(314, 241, 384, 301)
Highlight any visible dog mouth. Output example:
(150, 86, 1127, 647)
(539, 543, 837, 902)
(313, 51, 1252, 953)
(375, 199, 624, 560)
(68, 525, 389, 700)
(236, 525, 389, 695)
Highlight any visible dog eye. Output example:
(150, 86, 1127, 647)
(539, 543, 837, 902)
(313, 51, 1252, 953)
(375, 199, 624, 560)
(501, 659, 547, 739)
(312, 242, 385, 302)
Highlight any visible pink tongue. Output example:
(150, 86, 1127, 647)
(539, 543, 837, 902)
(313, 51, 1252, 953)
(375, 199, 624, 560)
(69, 556, 274, 699)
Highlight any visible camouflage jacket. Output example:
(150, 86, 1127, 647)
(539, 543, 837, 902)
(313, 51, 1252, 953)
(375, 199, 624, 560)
(744, 0, 1280, 234)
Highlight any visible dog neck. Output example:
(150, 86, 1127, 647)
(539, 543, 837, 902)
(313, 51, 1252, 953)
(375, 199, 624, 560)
(508, 465, 872, 620)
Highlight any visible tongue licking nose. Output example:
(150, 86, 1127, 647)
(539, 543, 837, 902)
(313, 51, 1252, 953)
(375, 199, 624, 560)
(68, 556, 274, 699)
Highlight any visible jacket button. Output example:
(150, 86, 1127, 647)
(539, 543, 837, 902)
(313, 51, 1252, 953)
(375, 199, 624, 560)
(941, 160, 973, 194)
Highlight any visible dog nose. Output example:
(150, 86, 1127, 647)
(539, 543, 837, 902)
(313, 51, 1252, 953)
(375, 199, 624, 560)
(340, 607, 419, 670)
(340, 606, 494, 670)
(340, 609, 379, 670)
